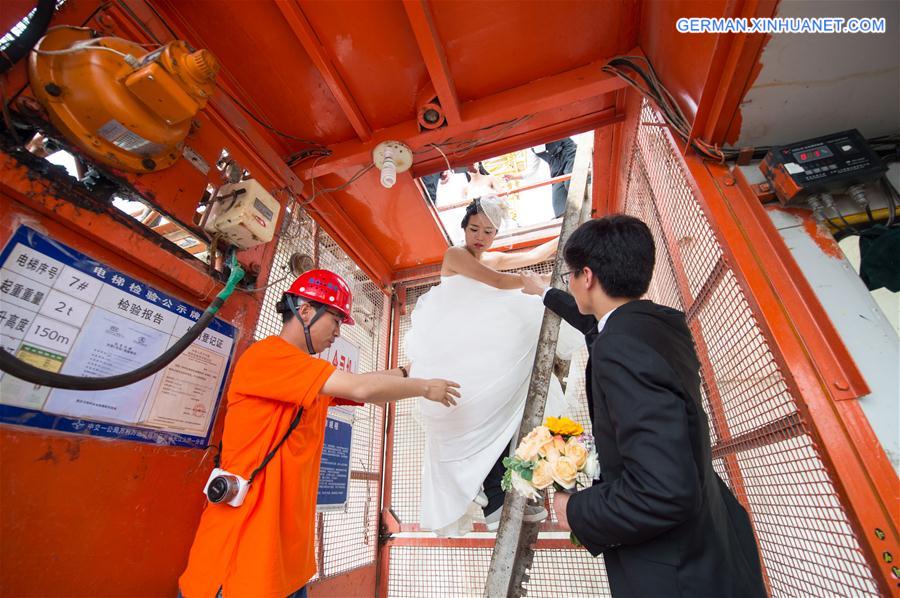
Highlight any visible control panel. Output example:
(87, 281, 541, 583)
(760, 129, 887, 205)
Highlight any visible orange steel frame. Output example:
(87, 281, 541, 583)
(4, 0, 898, 594)
(0, 169, 270, 596)
(0, 2, 311, 594)
(621, 102, 899, 595)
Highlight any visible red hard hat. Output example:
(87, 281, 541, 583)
(286, 269, 355, 325)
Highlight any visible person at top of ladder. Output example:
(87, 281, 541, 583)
(406, 197, 583, 536)
(522, 215, 766, 598)
(178, 269, 459, 598)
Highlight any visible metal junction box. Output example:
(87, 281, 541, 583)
(203, 179, 281, 249)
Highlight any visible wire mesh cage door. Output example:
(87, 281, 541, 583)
(617, 100, 888, 597)
(252, 208, 389, 588)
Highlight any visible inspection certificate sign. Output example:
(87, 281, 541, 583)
(0, 225, 235, 447)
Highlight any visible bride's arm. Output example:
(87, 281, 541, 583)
(488, 236, 558, 270)
(444, 246, 524, 289)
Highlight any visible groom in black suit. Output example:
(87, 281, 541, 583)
(522, 215, 766, 598)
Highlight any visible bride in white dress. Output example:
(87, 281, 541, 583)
(406, 196, 579, 536)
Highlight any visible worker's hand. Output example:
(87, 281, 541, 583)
(423, 379, 460, 407)
(521, 271, 550, 296)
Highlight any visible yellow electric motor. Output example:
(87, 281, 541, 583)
(28, 26, 219, 173)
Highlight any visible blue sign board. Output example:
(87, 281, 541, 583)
(0, 225, 236, 448)
(317, 412, 354, 510)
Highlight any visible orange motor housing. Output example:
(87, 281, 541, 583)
(28, 26, 219, 173)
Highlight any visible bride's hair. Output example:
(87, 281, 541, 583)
(461, 199, 482, 228)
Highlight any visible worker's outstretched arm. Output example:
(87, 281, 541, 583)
(321, 369, 459, 407)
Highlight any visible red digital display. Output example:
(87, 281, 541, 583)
(793, 145, 834, 164)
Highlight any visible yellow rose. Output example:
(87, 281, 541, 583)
(565, 437, 588, 469)
(531, 459, 555, 489)
(515, 426, 552, 461)
(539, 440, 560, 463)
(545, 416, 584, 437)
(552, 456, 578, 489)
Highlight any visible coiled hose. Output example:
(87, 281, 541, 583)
(0, 255, 244, 391)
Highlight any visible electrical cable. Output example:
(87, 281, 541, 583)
(240, 271, 290, 293)
(0, 0, 56, 74)
(300, 162, 374, 206)
(882, 176, 898, 227)
(216, 83, 330, 151)
(31, 39, 135, 61)
(602, 55, 773, 162)
(0, 254, 245, 390)
(430, 143, 453, 172)
(829, 201, 859, 234)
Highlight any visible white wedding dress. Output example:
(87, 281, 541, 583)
(406, 274, 581, 536)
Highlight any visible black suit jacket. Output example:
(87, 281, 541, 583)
(544, 290, 766, 598)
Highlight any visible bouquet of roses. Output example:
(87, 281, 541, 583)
(501, 416, 599, 500)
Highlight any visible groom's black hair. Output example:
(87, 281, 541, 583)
(563, 214, 655, 299)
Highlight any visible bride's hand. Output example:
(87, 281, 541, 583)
(521, 271, 550, 296)
(423, 379, 461, 407)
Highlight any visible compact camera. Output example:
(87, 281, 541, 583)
(203, 468, 250, 507)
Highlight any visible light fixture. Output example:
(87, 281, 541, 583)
(373, 141, 412, 189)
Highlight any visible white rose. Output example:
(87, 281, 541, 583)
(510, 470, 540, 501)
(583, 450, 600, 480)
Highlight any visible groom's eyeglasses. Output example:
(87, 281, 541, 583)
(559, 270, 575, 285)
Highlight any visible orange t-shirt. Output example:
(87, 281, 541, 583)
(179, 336, 336, 598)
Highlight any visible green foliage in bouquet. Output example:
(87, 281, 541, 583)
(500, 456, 535, 491)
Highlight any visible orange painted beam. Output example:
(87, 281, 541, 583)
(0, 152, 219, 301)
(688, 0, 778, 146)
(274, 0, 372, 141)
(402, 0, 462, 125)
(410, 107, 623, 179)
(296, 55, 634, 178)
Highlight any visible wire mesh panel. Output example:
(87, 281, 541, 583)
(387, 258, 614, 596)
(388, 547, 493, 597)
(620, 100, 879, 597)
(251, 206, 386, 582)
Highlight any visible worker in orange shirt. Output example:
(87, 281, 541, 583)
(178, 269, 459, 598)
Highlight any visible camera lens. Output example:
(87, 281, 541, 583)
(207, 475, 236, 503)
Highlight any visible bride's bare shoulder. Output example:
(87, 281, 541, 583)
(441, 246, 467, 275)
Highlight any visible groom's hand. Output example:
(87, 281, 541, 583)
(521, 271, 550, 296)
(553, 491, 572, 531)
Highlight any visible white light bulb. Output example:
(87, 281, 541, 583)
(380, 148, 397, 188)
